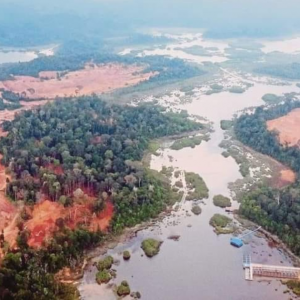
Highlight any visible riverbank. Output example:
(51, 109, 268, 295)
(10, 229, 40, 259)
(235, 214, 300, 268)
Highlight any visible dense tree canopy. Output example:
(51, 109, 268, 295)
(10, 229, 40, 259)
(0, 96, 202, 299)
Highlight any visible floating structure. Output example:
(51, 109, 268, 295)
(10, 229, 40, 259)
(230, 237, 243, 248)
(230, 226, 261, 248)
(243, 254, 300, 281)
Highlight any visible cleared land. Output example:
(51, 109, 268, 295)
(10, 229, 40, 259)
(0, 63, 155, 100)
(25, 199, 114, 248)
(267, 108, 300, 147)
(0, 63, 155, 253)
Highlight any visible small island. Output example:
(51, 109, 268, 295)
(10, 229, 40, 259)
(229, 86, 246, 94)
(97, 255, 114, 271)
(95, 256, 115, 284)
(123, 250, 131, 260)
(185, 172, 209, 200)
(191, 205, 202, 215)
(213, 195, 231, 208)
(209, 214, 234, 234)
(220, 120, 233, 130)
(141, 238, 162, 257)
(171, 135, 209, 150)
(261, 93, 282, 105)
(117, 281, 131, 297)
(96, 269, 112, 284)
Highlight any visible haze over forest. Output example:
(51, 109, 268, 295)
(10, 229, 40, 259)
(1, 0, 300, 47)
(1, 1, 300, 299)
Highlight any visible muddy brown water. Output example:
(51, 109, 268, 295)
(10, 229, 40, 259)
(79, 71, 300, 299)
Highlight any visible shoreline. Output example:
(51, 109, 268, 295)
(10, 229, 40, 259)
(57, 208, 174, 285)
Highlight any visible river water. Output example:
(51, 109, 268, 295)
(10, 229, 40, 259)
(79, 74, 300, 299)
(0, 50, 37, 64)
(80, 33, 300, 299)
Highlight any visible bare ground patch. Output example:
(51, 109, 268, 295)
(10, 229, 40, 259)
(24, 199, 114, 248)
(267, 108, 300, 147)
(0, 63, 156, 100)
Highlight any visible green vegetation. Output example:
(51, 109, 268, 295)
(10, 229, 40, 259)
(220, 120, 233, 130)
(141, 238, 162, 257)
(235, 99, 300, 172)
(261, 93, 282, 105)
(148, 140, 160, 155)
(0, 227, 103, 300)
(284, 280, 300, 296)
(170, 135, 208, 150)
(213, 195, 231, 208)
(229, 86, 245, 94)
(206, 83, 223, 95)
(117, 281, 131, 297)
(0, 97, 201, 230)
(97, 256, 114, 271)
(0, 53, 205, 85)
(255, 63, 300, 80)
(0, 98, 22, 111)
(239, 185, 300, 255)
(235, 99, 300, 255)
(175, 181, 183, 188)
(96, 269, 112, 284)
(191, 205, 202, 215)
(0, 96, 201, 298)
(209, 214, 233, 234)
(185, 172, 209, 200)
(123, 250, 131, 260)
(160, 166, 174, 178)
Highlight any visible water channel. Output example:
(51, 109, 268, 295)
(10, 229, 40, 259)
(79, 72, 300, 299)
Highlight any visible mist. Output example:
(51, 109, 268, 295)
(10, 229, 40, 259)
(1, 0, 300, 47)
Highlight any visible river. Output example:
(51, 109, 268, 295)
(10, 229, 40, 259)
(79, 70, 300, 299)
(0, 50, 37, 64)
(0, 45, 56, 65)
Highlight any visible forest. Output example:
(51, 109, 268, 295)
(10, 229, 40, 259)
(255, 63, 300, 80)
(0, 96, 202, 299)
(0, 51, 204, 84)
(235, 99, 300, 255)
(239, 184, 300, 255)
(235, 98, 300, 172)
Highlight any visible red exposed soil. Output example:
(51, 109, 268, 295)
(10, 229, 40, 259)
(25, 199, 114, 248)
(267, 157, 296, 189)
(267, 108, 300, 147)
(0, 63, 156, 100)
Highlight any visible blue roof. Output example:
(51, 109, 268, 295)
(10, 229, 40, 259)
(230, 237, 243, 247)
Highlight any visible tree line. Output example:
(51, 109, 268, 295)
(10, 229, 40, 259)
(0, 96, 201, 299)
(235, 98, 300, 256)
